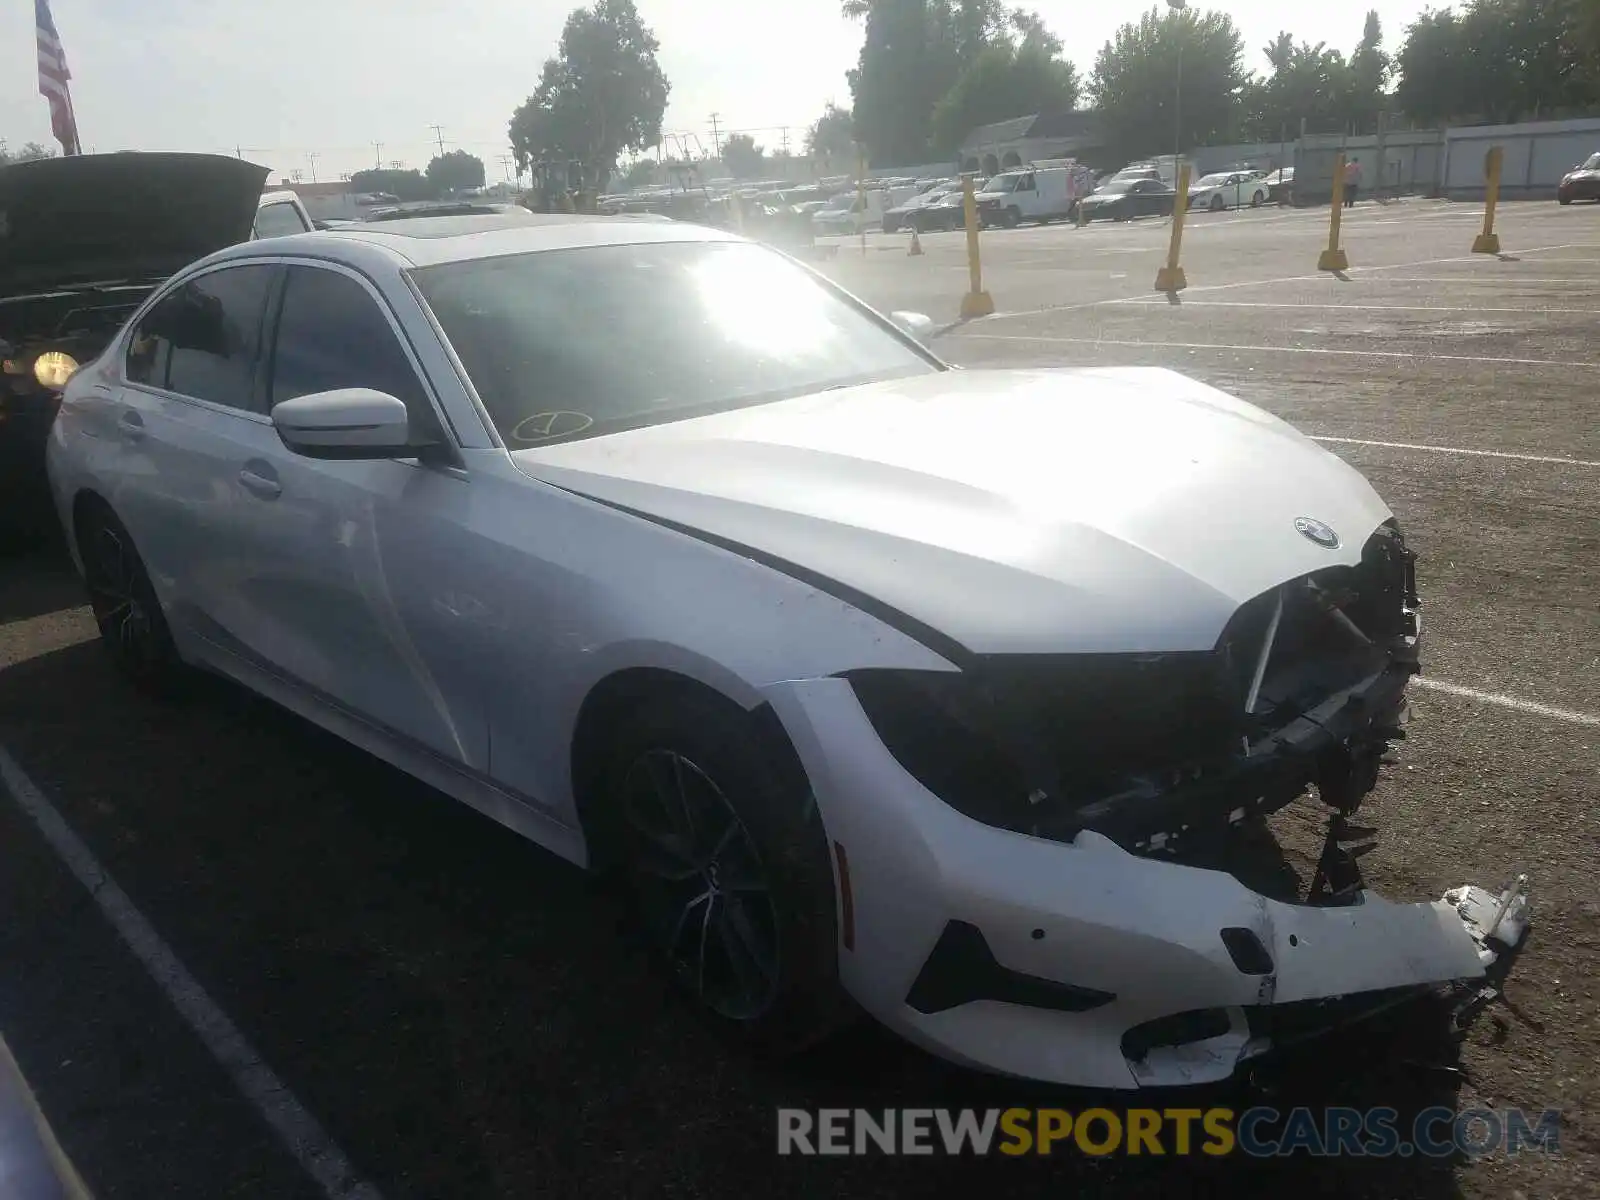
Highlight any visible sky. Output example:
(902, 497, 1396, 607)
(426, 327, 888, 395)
(4, 0, 1438, 182)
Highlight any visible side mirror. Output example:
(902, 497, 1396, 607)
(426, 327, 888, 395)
(272, 388, 415, 460)
(890, 310, 936, 341)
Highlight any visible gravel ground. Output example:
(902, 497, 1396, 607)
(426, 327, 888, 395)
(1, 197, 1596, 1198)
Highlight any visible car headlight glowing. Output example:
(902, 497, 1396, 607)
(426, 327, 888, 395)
(33, 351, 80, 390)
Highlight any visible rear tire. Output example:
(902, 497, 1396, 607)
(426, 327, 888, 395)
(593, 690, 852, 1054)
(76, 505, 189, 698)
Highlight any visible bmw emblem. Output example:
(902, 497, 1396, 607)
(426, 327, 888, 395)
(1294, 517, 1340, 549)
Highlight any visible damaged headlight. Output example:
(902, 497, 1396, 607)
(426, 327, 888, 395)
(846, 655, 1245, 831)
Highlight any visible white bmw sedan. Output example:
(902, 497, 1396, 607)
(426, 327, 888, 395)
(45, 213, 1528, 1088)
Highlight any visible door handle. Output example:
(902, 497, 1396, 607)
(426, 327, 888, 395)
(118, 410, 146, 441)
(238, 463, 282, 500)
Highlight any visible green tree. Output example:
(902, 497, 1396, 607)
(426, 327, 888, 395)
(720, 133, 765, 178)
(348, 167, 434, 200)
(620, 158, 657, 188)
(508, 0, 669, 191)
(805, 102, 858, 167)
(842, 0, 1072, 164)
(1243, 34, 1351, 138)
(1345, 11, 1390, 133)
(1089, 5, 1248, 161)
(0, 141, 56, 165)
(930, 41, 1080, 154)
(844, 0, 958, 164)
(1395, 0, 1600, 125)
(425, 149, 487, 193)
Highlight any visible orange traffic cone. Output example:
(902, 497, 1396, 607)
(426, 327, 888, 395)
(908, 227, 924, 256)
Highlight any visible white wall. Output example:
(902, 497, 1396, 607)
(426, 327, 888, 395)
(1443, 117, 1600, 196)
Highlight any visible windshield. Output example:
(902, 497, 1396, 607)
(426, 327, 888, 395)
(412, 240, 938, 447)
(980, 174, 1021, 194)
(1194, 174, 1231, 187)
(1585, 153, 1600, 170)
(1097, 180, 1134, 195)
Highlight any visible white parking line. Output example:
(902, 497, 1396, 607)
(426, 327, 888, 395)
(1362, 277, 1600, 286)
(1116, 300, 1600, 314)
(949, 333, 1598, 369)
(1414, 679, 1600, 727)
(0, 745, 384, 1200)
(1311, 436, 1600, 468)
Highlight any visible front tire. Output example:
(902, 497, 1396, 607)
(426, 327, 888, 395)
(1004, 205, 1022, 228)
(76, 505, 188, 697)
(1250, 190, 1264, 207)
(595, 691, 850, 1053)
(1210, 195, 1226, 212)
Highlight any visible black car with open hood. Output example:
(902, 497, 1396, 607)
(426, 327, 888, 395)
(1, 152, 269, 543)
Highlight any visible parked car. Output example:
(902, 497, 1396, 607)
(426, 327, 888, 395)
(974, 166, 1087, 228)
(1261, 167, 1296, 205)
(1, 151, 270, 545)
(44, 213, 1528, 1088)
(253, 190, 318, 239)
(812, 189, 892, 235)
(1077, 177, 1177, 222)
(1188, 171, 1271, 212)
(882, 181, 957, 232)
(908, 182, 985, 232)
(1557, 152, 1600, 204)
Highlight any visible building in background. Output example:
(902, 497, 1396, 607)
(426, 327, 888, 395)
(959, 111, 1103, 176)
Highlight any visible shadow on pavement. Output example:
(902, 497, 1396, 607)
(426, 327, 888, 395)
(0, 638, 1471, 1199)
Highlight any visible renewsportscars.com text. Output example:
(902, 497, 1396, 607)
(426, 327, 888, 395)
(776, 1106, 1561, 1158)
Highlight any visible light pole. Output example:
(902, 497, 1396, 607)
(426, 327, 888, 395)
(1168, 0, 1186, 170)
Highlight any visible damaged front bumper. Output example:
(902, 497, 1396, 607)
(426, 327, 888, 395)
(769, 676, 1532, 1090)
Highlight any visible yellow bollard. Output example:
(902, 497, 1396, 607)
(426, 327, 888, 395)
(1154, 163, 1191, 292)
(1319, 153, 1350, 271)
(1473, 146, 1504, 254)
(731, 192, 745, 234)
(908, 227, 924, 256)
(959, 174, 995, 318)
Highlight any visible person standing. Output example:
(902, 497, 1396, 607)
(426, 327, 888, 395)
(1344, 157, 1363, 207)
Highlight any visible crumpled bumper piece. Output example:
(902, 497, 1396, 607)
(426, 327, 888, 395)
(1445, 876, 1532, 968)
(766, 676, 1534, 1090)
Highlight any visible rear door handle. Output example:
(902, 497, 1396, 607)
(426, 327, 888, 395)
(238, 462, 282, 500)
(118, 410, 146, 441)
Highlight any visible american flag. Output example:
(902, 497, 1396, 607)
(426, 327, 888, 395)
(36, 0, 82, 156)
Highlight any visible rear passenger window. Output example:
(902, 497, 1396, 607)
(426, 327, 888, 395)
(125, 265, 276, 412)
(268, 266, 438, 437)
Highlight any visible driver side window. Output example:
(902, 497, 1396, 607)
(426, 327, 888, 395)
(268, 265, 442, 442)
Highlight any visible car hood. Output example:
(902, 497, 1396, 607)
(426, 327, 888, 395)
(510, 368, 1393, 658)
(0, 152, 269, 296)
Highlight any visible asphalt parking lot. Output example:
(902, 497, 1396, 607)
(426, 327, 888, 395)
(2, 197, 1597, 1199)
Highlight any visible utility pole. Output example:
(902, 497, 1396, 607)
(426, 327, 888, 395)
(236, 144, 243, 159)
(709, 113, 722, 158)
(308, 152, 320, 183)
(372, 141, 383, 168)
(498, 154, 515, 183)
(429, 124, 446, 157)
(780, 127, 791, 159)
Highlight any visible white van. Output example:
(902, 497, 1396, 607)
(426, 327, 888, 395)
(973, 166, 1084, 228)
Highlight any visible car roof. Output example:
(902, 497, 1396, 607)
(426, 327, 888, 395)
(195, 211, 737, 275)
